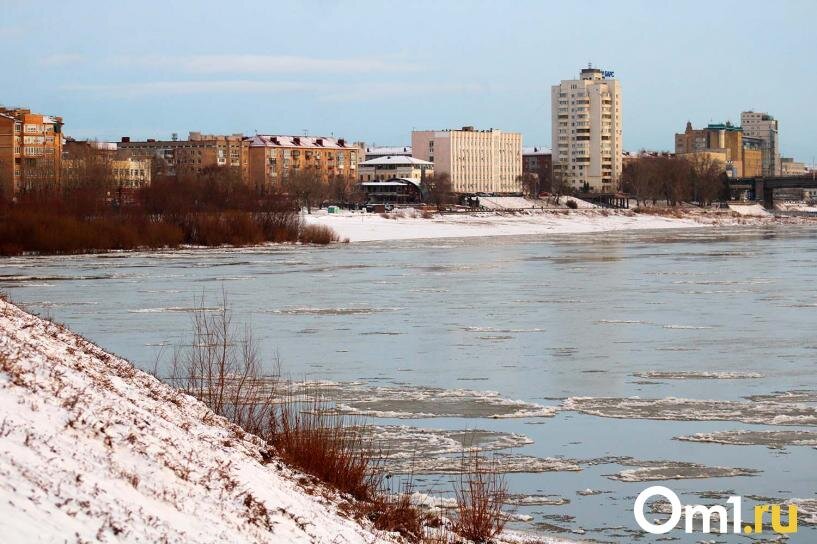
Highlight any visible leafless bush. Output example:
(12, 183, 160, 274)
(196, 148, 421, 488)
(453, 452, 509, 543)
(169, 291, 278, 439)
(565, 199, 578, 209)
(299, 224, 341, 244)
(270, 390, 381, 501)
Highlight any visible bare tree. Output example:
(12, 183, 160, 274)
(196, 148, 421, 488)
(517, 172, 539, 198)
(424, 172, 454, 211)
(283, 168, 324, 213)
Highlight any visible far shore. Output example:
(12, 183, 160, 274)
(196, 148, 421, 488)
(302, 205, 811, 243)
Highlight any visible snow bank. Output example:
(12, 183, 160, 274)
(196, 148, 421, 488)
(304, 210, 703, 243)
(0, 299, 393, 543)
(727, 203, 771, 217)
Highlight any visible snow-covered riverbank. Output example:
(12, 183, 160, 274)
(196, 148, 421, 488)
(0, 298, 396, 543)
(0, 299, 577, 544)
(304, 209, 705, 242)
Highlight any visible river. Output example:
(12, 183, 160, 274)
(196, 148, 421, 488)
(2, 225, 816, 542)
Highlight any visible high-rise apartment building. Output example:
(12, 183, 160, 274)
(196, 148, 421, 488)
(247, 135, 359, 191)
(0, 107, 64, 195)
(741, 111, 780, 176)
(411, 127, 522, 194)
(551, 67, 622, 192)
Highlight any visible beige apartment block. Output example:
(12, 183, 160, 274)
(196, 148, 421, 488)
(741, 111, 780, 176)
(411, 127, 522, 194)
(551, 67, 622, 192)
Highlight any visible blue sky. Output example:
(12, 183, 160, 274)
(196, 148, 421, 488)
(1, 1, 815, 162)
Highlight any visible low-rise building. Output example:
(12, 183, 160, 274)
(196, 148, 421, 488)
(522, 147, 552, 193)
(63, 140, 152, 189)
(0, 107, 64, 195)
(118, 132, 248, 179)
(357, 155, 433, 182)
(412, 126, 522, 194)
(247, 135, 359, 191)
(781, 157, 809, 177)
(359, 178, 423, 205)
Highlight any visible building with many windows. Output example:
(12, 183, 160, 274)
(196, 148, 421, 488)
(522, 147, 552, 194)
(551, 67, 622, 192)
(741, 111, 780, 176)
(357, 155, 433, 182)
(675, 121, 762, 178)
(411, 127, 522, 194)
(117, 132, 248, 179)
(0, 107, 64, 195)
(246, 135, 359, 191)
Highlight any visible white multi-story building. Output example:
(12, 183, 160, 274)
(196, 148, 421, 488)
(551, 67, 622, 192)
(740, 111, 780, 176)
(411, 127, 522, 194)
(357, 155, 433, 182)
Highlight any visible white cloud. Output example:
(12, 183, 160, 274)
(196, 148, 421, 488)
(112, 54, 419, 74)
(62, 80, 316, 96)
(40, 53, 84, 66)
(61, 80, 483, 101)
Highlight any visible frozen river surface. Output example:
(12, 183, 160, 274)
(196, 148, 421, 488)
(3, 225, 816, 542)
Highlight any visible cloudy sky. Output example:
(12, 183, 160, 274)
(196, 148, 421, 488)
(1, 1, 814, 162)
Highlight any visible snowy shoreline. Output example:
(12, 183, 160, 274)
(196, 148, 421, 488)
(302, 206, 803, 243)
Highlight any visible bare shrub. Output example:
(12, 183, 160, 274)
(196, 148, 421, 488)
(565, 199, 578, 209)
(169, 291, 278, 438)
(269, 390, 381, 501)
(453, 453, 509, 543)
(299, 224, 341, 245)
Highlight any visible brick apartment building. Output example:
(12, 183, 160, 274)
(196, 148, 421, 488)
(246, 135, 359, 191)
(522, 147, 552, 194)
(0, 107, 64, 195)
(118, 132, 249, 180)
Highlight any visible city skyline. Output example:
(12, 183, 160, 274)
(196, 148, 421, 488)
(1, 1, 815, 164)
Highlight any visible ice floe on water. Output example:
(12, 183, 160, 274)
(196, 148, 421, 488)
(563, 396, 817, 425)
(506, 495, 571, 506)
(675, 429, 817, 448)
(606, 460, 759, 482)
(788, 499, 817, 525)
(632, 370, 763, 380)
(358, 425, 533, 459)
(387, 454, 581, 475)
(745, 389, 817, 403)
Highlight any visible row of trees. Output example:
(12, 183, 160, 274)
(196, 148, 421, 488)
(621, 154, 729, 206)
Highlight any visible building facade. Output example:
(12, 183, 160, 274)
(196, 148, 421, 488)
(551, 67, 622, 192)
(357, 155, 433, 182)
(522, 147, 552, 194)
(0, 107, 64, 195)
(411, 127, 522, 194)
(781, 157, 808, 177)
(118, 132, 248, 180)
(741, 111, 780, 176)
(675, 121, 761, 178)
(247, 135, 359, 191)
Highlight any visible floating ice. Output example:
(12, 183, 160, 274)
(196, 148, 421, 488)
(675, 430, 817, 448)
(633, 371, 763, 380)
(564, 396, 817, 426)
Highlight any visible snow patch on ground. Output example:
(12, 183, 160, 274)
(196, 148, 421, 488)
(0, 299, 393, 543)
(304, 209, 703, 242)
